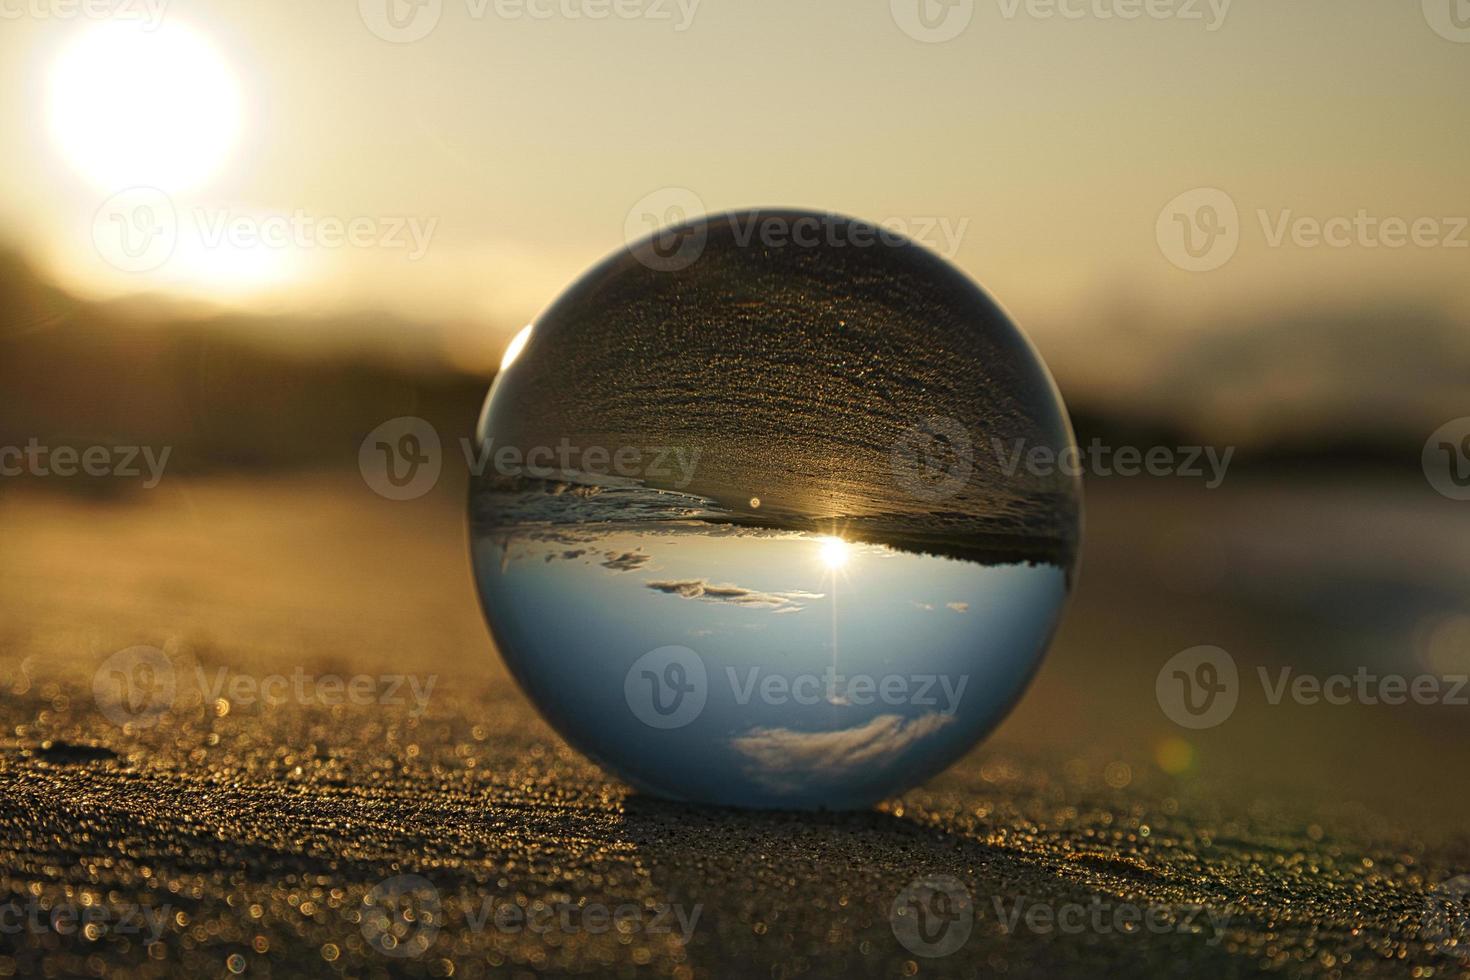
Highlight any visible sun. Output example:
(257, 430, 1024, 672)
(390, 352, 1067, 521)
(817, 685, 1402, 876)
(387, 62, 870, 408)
(817, 535, 851, 570)
(48, 21, 242, 192)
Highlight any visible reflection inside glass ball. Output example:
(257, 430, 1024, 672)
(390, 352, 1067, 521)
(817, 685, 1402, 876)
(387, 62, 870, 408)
(470, 209, 1080, 810)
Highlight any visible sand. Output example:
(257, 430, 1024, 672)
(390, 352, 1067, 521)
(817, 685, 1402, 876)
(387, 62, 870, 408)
(0, 471, 1466, 978)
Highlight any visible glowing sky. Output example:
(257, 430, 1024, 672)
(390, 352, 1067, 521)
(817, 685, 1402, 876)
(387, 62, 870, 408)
(0, 0, 1466, 363)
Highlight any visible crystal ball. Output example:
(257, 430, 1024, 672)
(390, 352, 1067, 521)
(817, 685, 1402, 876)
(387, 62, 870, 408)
(470, 209, 1080, 810)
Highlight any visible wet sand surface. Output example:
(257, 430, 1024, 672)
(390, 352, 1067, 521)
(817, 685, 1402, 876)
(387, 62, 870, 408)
(1, 471, 1467, 978)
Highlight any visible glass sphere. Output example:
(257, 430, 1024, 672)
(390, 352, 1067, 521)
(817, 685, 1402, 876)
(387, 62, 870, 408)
(470, 210, 1080, 810)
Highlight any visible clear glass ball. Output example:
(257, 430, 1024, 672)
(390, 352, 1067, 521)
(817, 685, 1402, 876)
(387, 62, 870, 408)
(470, 210, 1080, 810)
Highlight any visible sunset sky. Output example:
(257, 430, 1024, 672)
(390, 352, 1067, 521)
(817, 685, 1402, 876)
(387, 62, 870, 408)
(1, 0, 1467, 378)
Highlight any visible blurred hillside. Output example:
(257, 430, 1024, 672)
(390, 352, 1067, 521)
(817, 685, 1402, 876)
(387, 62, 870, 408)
(0, 249, 490, 480)
(1, 247, 1460, 481)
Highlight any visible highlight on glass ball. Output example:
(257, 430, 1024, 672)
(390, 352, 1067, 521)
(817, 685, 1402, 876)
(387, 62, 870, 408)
(469, 209, 1081, 810)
